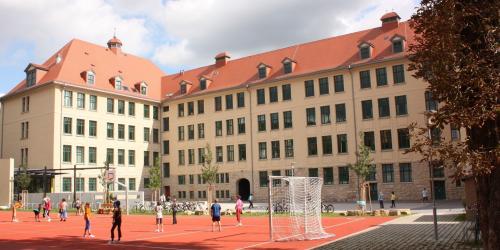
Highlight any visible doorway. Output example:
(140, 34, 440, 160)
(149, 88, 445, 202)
(237, 178, 250, 200)
(164, 186, 170, 197)
(369, 183, 378, 200)
(433, 181, 446, 200)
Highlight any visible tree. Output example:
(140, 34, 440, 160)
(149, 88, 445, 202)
(201, 144, 219, 207)
(348, 134, 374, 210)
(16, 164, 31, 194)
(408, 1, 499, 248)
(97, 161, 111, 203)
(148, 158, 162, 202)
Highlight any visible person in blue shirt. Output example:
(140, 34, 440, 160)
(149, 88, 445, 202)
(211, 199, 222, 232)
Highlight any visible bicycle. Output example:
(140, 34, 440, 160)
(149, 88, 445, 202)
(321, 202, 335, 213)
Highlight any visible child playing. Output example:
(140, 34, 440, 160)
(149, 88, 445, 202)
(83, 203, 95, 238)
(44, 197, 52, 222)
(211, 199, 222, 232)
(59, 198, 68, 222)
(235, 195, 243, 226)
(154, 201, 164, 232)
(11, 199, 22, 222)
(33, 203, 42, 222)
(109, 201, 122, 244)
(75, 199, 82, 216)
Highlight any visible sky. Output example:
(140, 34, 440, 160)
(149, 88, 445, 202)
(0, 0, 420, 96)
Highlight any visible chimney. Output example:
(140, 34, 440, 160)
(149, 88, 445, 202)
(107, 36, 123, 54)
(215, 52, 230, 67)
(380, 12, 401, 29)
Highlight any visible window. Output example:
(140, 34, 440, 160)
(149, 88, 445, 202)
(360, 70, 371, 89)
(395, 95, 408, 115)
(304, 80, 314, 97)
(393, 40, 403, 53)
(425, 91, 438, 112)
(360, 46, 370, 59)
(21, 96, 30, 113)
(178, 175, 186, 185)
(320, 106, 331, 124)
(237, 92, 245, 108)
(361, 100, 373, 119)
(178, 103, 184, 117)
(378, 98, 390, 118)
(282, 84, 291, 100)
(189, 175, 194, 185)
(128, 102, 135, 116)
(380, 130, 393, 150)
(335, 103, 346, 122)
(270, 113, 279, 130)
(366, 165, 376, 181)
(382, 164, 394, 183)
(163, 117, 169, 132)
(63, 177, 72, 192)
(433, 163, 444, 178)
(306, 107, 316, 126)
(144, 178, 150, 189)
(117, 100, 125, 114)
(64, 90, 73, 107)
(271, 141, 280, 159)
(226, 120, 234, 135)
(392, 64, 405, 84)
(323, 167, 333, 185)
(257, 115, 266, 131)
(118, 149, 125, 165)
(431, 127, 442, 146)
(76, 146, 84, 164)
(285, 139, 294, 158)
(399, 163, 412, 182)
(338, 166, 349, 184)
(451, 124, 460, 141)
(258, 142, 267, 159)
(89, 147, 96, 164)
(259, 171, 268, 187)
(163, 163, 170, 178)
(283, 111, 293, 128)
(128, 125, 135, 140)
(188, 125, 195, 140)
(322, 135, 333, 155)
(107, 123, 114, 138)
(26, 70, 36, 87)
(225, 95, 233, 109)
(153, 106, 159, 120)
(115, 78, 123, 90)
(106, 148, 114, 164)
(238, 144, 246, 161)
(20, 148, 28, 165)
(128, 150, 135, 165)
(76, 119, 85, 136)
(144, 127, 150, 142)
(89, 95, 97, 111)
(184, 149, 192, 164)
(129, 178, 136, 191)
(364, 131, 375, 151)
(118, 124, 125, 139)
(337, 134, 348, 153)
(237, 118, 246, 134)
(198, 123, 205, 139)
(144, 151, 150, 166)
(21, 122, 29, 139)
(215, 121, 222, 136)
(200, 79, 207, 90)
(376, 68, 388, 86)
(309, 168, 319, 177)
(227, 145, 234, 162)
(397, 128, 410, 149)
(257, 89, 265, 105)
(77, 93, 85, 109)
(216, 146, 223, 162)
(307, 137, 318, 156)
(334, 75, 344, 92)
(197, 100, 205, 114)
(107, 98, 114, 113)
(178, 126, 185, 140)
(89, 178, 97, 191)
(283, 61, 292, 74)
(215, 96, 222, 111)
(269, 87, 278, 102)
(319, 77, 329, 95)
(198, 148, 205, 164)
(86, 71, 95, 85)
(143, 104, 150, 118)
(163, 140, 170, 155)
(63, 117, 72, 134)
(258, 66, 267, 78)
(153, 128, 159, 143)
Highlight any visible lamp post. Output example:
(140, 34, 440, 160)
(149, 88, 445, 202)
(290, 162, 296, 177)
(427, 115, 439, 240)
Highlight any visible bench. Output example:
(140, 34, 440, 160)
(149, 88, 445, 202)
(98, 203, 113, 214)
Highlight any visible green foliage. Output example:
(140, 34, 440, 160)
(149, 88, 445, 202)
(97, 161, 110, 203)
(201, 144, 219, 186)
(148, 158, 162, 191)
(348, 134, 373, 181)
(16, 164, 31, 191)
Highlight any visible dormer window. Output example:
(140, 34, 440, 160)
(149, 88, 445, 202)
(257, 63, 271, 79)
(281, 57, 296, 74)
(179, 80, 192, 95)
(26, 70, 36, 87)
(140, 83, 148, 95)
(115, 77, 123, 90)
(180, 84, 187, 94)
(86, 71, 95, 85)
(391, 35, 405, 53)
(200, 79, 206, 90)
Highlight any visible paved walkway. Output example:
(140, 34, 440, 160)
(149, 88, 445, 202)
(314, 213, 482, 250)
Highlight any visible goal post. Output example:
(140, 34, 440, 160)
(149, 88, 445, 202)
(268, 176, 334, 241)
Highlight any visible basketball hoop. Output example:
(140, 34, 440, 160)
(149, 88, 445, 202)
(105, 169, 116, 182)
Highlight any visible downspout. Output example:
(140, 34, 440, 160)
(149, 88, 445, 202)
(246, 85, 255, 194)
(348, 65, 361, 201)
(59, 85, 65, 193)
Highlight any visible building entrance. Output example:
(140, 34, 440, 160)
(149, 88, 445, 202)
(237, 178, 250, 200)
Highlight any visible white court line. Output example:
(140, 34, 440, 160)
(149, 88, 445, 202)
(235, 217, 365, 250)
(132, 224, 241, 241)
(110, 242, 199, 250)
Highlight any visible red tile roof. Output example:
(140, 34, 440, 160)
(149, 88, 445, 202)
(161, 18, 414, 100)
(380, 12, 400, 20)
(6, 38, 165, 101)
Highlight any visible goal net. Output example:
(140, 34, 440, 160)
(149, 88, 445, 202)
(268, 176, 334, 241)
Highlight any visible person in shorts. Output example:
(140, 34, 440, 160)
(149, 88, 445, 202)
(34, 203, 42, 222)
(83, 203, 95, 238)
(75, 199, 82, 216)
(422, 188, 429, 202)
(155, 201, 164, 232)
(211, 199, 222, 232)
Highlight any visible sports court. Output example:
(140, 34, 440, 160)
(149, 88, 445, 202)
(0, 211, 393, 250)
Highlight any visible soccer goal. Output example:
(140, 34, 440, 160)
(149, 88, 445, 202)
(268, 176, 334, 241)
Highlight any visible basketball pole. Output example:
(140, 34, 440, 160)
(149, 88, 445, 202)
(268, 175, 273, 241)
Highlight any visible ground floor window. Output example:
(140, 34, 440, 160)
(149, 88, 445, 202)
(62, 177, 72, 192)
(75, 177, 84, 192)
(259, 171, 268, 187)
(89, 178, 97, 191)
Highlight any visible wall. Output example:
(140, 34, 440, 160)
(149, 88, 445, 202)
(0, 158, 14, 208)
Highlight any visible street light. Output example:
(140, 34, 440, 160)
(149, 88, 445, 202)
(427, 114, 439, 240)
(290, 162, 296, 177)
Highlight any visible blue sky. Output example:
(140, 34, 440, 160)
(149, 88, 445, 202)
(0, 0, 420, 96)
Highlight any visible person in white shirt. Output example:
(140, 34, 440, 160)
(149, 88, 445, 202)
(422, 188, 429, 202)
(154, 202, 164, 232)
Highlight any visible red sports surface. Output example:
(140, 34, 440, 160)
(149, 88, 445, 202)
(0, 211, 393, 249)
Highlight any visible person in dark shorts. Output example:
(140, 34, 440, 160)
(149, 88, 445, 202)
(172, 198, 177, 225)
(109, 201, 122, 244)
(211, 199, 222, 232)
(34, 203, 42, 222)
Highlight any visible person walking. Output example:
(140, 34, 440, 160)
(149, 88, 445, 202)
(390, 192, 397, 208)
(34, 203, 42, 222)
(83, 202, 95, 238)
(235, 195, 243, 226)
(59, 198, 68, 221)
(75, 198, 82, 216)
(172, 198, 177, 225)
(248, 193, 254, 209)
(154, 201, 164, 232)
(109, 201, 122, 244)
(211, 199, 222, 232)
(378, 192, 385, 209)
(422, 188, 429, 203)
(44, 197, 52, 222)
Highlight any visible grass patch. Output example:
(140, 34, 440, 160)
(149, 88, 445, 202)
(454, 213, 466, 221)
